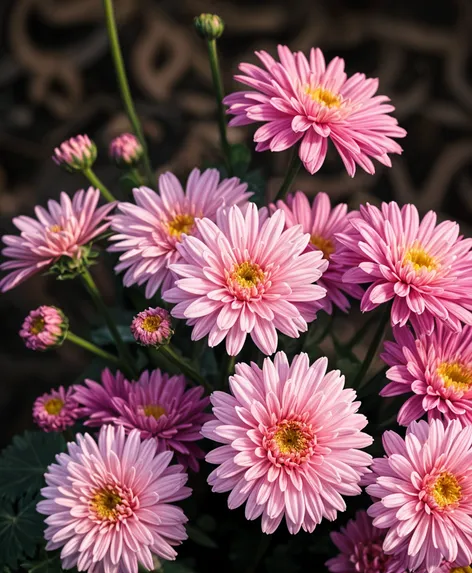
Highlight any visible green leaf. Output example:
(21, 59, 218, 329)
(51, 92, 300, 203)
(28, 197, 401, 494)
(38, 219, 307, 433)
(336, 358, 361, 389)
(229, 143, 251, 176)
(91, 324, 135, 346)
(0, 432, 66, 501)
(186, 524, 218, 549)
(22, 550, 64, 573)
(243, 169, 266, 206)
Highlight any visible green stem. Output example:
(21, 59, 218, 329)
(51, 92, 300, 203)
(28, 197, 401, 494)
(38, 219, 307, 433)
(66, 331, 120, 364)
(207, 38, 232, 174)
(160, 344, 212, 393)
(245, 533, 271, 573)
(274, 149, 302, 202)
(81, 267, 137, 379)
(226, 354, 236, 377)
(103, 0, 155, 187)
(83, 168, 116, 203)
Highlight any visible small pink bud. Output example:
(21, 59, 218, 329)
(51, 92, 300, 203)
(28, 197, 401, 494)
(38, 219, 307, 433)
(109, 133, 144, 168)
(20, 306, 68, 351)
(131, 307, 173, 347)
(53, 135, 97, 173)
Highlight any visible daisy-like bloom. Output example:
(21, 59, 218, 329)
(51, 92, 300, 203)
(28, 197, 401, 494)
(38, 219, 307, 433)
(202, 351, 372, 534)
(109, 133, 144, 168)
(131, 307, 173, 347)
(33, 385, 80, 432)
(37, 425, 191, 571)
(224, 45, 405, 177)
(381, 320, 472, 426)
(336, 202, 472, 332)
(274, 191, 363, 313)
(0, 187, 115, 292)
(19, 306, 68, 351)
(164, 203, 328, 356)
(433, 564, 472, 573)
(52, 134, 97, 173)
(366, 419, 472, 573)
(109, 168, 251, 298)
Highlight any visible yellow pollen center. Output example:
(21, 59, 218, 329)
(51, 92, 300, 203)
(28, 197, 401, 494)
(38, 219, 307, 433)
(142, 315, 162, 333)
(91, 488, 122, 520)
(403, 245, 437, 272)
(451, 567, 472, 573)
(304, 85, 342, 108)
(143, 404, 166, 420)
(167, 214, 195, 239)
(234, 261, 264, 288)
(432, 472, 462, 508)
(49, 225, 63, 233)
(30, 317, 45, 335)
(438, 361, 472, 392)
(310, 234, 335, 259)
(44, 398, 64, 415)
(274, 422, 308, 455)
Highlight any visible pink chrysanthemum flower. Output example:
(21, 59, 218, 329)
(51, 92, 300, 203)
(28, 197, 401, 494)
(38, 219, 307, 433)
(37, 425, 191, 571)
(20, 306, 68, 351)
(326, 510, 404, 573)
(131, 307, 173, 347)
(52, 134, 97, 173)
(202, 351, 372, 534)
(336, 202, 472, 332)
(274, 191, 363, 313)
(109, 168, 251, 297)
(224, 45, 406, 176)
(381, 320, 472, 426)
(432, 564, 472, 573)
(33, 385, 80, 432)
(163, 203, 328, 356)
(0, 187, 115, 292)
(366, 419, 472, 573)
(109, 133, 143, 168)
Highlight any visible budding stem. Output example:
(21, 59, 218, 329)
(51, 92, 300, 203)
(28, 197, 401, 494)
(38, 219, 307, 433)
(83, 168, 116, 203)
(274, 148, 302, 202)
(66, 331, 120, 364)
(159, 344, 212, 393)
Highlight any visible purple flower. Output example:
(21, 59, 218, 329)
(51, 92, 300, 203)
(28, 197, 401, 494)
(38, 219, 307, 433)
(131, 307, 173, 347)
(33, 385, 80, 432)
(20, 306, 68, 351)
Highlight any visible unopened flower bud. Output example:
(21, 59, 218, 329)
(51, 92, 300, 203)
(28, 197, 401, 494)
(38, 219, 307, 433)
(109, 133, 144, 168)
(20, 306, 69, 351)
(194, 13, 225, 40)
(53, 135, 97, 173)
(131, 307, 173, 347)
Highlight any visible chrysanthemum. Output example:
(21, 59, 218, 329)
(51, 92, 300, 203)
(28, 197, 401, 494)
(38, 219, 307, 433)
(20, 306, 68, 351)
(433, 564, 472, 573)
(0, 188, 115, 292)
(274, 191, 363, 313)
(367, 419, 472, 572)
(381, 320, 472, 426)
(131, 307, 173, 347)
(37, 425, 190, 571)
(336, 202, 472, 332)
(224, 45, 406, 176)
(109, 168, 251, 297)
(163, 203, 328, 356)
(109, 133, 143, 168)
(202, 351, 372, 533)
(33, 385, 80, 432)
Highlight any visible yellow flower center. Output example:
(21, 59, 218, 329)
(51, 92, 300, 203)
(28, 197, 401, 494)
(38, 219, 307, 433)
(167, 214, 195, 239)
(274, 421, 309, 455)
(451, 567, 472, 573)
(234, 261, 265, 288)
(437, 361, 472, 392)
(310, 234, 335, 259)
(30, 317, 45, 335)
(403, 244, 437, 272)
(304, 85, 342, 108)
(142, 315, 162, 333)
(44, 398, 64, 415)
(432, 472, 462, 508)
(91, 488, 122, 520)
(143, 404, 166, 420)
(49, 225, 63, 233)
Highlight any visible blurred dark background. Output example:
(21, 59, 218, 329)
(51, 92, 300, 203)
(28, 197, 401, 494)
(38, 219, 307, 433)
(1, 0, 472, 449)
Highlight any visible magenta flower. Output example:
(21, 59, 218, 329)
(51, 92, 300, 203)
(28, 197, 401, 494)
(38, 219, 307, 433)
(202, 351, 372, 533)
(20, 306, 68, 351)
(367, 420, 472, 572)
(224, 45, 406, 176)
(52, 134, 97, 173)
(164, 203, 328, 356)
(131, 307, 173, 347)
(381, 320, 472, 426)
(0, 188, 115, 292)
(274, 191, 363, 313)
(33, 385, 80, 432)
(336, 202, 472, 332)
(109, 132, 144, 168)
(37, 425, 191, 570)
(109, 168, 251, 297)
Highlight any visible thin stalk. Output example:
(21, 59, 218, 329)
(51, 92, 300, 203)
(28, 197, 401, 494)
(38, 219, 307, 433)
(83, 168, 116, 202)
(226, 354, 236, 377)
(274, 149, 302, 202)
(103, 0, 155, 187)
(160, 344, 212, 393)
(245, 533, 271, 573)
(66, 331, 120, 364)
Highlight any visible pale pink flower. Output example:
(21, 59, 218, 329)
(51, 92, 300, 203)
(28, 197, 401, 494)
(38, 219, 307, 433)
(20, 306, 68, 351)
(381, 320, 472, 426)
(367, 419, 472, 573)
(37, 425, 191, 571)
(109, 133, 143, 168)
(202, 351, 372, 533)
(163, 203, 328, 356)
(109, 168, 251, 297)
(224, 45, 406, 176)
(274, 191, 363, 313)
(336, 202, 472, 332)
(33, 385, 80, 432)
(52, 134, 97, 173)
(0, 188, 115, 292)
(131, 307, 173, 347)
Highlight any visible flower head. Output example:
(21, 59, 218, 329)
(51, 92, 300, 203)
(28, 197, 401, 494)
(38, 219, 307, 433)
(33, 385, 80, 432)
(366, 419, 472, 572)
(164, 203, 328, 356)
(336, 202, 472, 332)
(52, 134, 97, 173)
(274, 191, 363, 313)
(194, 13, 225, 40)
(202, 351, 372, 533)
(224, 46, 406, 176)
(20, 306, 68, 351)
(37, 425, 191, 571)
(109, 133, 144, 168)
(0, 188, 115, 292)
(131, 307, 173, 347)
(109, 168, 251, 297)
